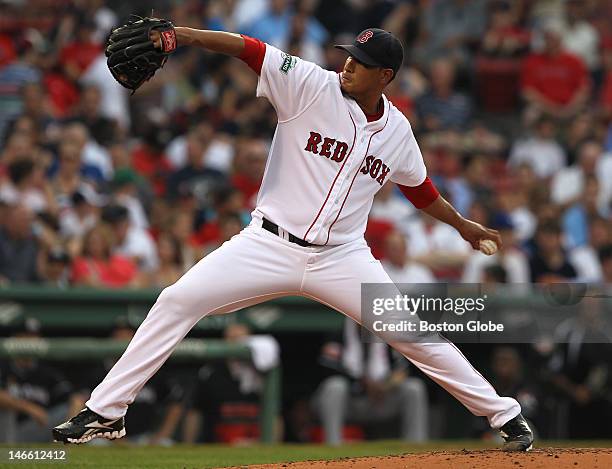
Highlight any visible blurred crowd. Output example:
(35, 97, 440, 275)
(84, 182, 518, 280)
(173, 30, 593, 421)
(0, 0, 611, 288)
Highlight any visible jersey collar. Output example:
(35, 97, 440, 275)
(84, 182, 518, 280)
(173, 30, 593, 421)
(361, 94, 389, 131)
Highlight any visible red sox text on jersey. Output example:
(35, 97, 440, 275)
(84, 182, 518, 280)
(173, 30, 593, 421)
(304, 131, 390, 185)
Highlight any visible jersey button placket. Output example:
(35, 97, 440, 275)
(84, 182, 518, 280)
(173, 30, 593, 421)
(316, 131, 366, 241)
(310, 144, 355, 242)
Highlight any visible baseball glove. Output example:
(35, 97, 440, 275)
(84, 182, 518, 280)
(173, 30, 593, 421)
(105, 16, 177, 93)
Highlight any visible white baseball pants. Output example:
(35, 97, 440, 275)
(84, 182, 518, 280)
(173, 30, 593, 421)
(87, 220, 520, 428)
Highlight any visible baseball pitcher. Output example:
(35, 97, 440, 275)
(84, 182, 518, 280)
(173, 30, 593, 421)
(53, 19, 533, 451)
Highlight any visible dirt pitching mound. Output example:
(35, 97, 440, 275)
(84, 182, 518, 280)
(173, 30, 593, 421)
(238, 448, 612, 469)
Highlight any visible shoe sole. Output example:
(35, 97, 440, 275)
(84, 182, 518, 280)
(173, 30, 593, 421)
(502, 441, 533, 452)
(53, 428, 126, 444)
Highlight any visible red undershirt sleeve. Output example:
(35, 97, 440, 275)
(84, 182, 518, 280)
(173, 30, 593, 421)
(238, 35, 266, 75)
(397, 176, 440, 209)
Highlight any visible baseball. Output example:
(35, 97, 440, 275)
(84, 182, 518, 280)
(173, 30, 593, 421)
(479, 239, 498, 256)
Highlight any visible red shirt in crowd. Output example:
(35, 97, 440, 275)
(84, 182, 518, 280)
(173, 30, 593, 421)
(0, 34, 16, 67)
(43, 72, 79, 117)
(231, 173, 261, 209)
(365, 218, 395, 260)
(71, 255, 137, 288)
(59, 41, 102, 75)
(132, 144, 172, 196)
(601, 71, 612, 111)
(190, 221, 221, 247)
(521, 51, 589, 105)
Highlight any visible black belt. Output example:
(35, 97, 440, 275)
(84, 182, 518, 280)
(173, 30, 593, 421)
(262, 218, 315, 247)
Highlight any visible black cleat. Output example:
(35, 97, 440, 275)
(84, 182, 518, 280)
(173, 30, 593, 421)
(52, 408, 126, 444)
(499, 413, 534, 452)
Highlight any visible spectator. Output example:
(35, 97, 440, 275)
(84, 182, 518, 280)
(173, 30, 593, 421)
(601, 43, 612, 118)
(509, 116, 566, 179)
(61, 122, 112, 181)
(0, 318, 73, 442)
(0, 32, 15, 68)
(285, 8, 325, 65)
(192, 185, 247, 248)
(548, 300, 612, 438)
(58, 17, 102, 82)
(588, 217, 612, 254)
(464, 156, 494, 209)
(59, 187, 104, 241)
(49, 140, 99, 209)
(166, 122, 233, 173)
(1, 131, 38, 168)
(169, 210, 200, 271)
(562, 111, 597, 165)
(111, 168, 150, 230)
(312, 319, 429, 445)
(80, 52, 130, 130)
(521, 21, 590, 121)
(414, 0, 487, 68)
(381, 230, 435, 284)
(101, 205, 158, 273)
(68, 84, 118, 146)
(0, 40, 42, 143)
(528, 220, 577, 283)
(0, 204, 40, 284)
(202, 212, 244, 256)
(481, 1, 531, 58)
(406, 213, 471, 279)
(242, 0, 328, 50)
(551, 140, 612, 213)
(370, 182, 417, 234)
(562, 175, 605, 249)
(560, 0, 600, 72)
(39, 247, 71, 288)
(136, 233, 184, 289)
(87, 0, 119, 44)
(6, 83, 56, 145)
(566, 214, 608, 283)
(0, 158, 53, 214)
(131, 127, 173, 197)
(71, 223, 137, 288)
(167, 131, 228, 204)
(231, 138, 268, 210)
(381, 0, 421, 54)
(416, 57, 472, 132)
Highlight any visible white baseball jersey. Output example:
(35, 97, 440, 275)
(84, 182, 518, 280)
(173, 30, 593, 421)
(253, 45, 427, 245)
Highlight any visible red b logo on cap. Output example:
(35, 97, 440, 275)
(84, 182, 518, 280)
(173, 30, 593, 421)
(357, 30, 374, 44)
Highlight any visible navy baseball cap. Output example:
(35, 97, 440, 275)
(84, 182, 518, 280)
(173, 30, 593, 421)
(335, 28, 404, 76)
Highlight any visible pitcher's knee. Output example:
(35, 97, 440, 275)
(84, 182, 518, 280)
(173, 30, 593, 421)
(155, 285, 189, 315)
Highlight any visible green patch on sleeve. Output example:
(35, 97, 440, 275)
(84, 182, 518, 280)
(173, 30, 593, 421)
(279, 53, 297, 75)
